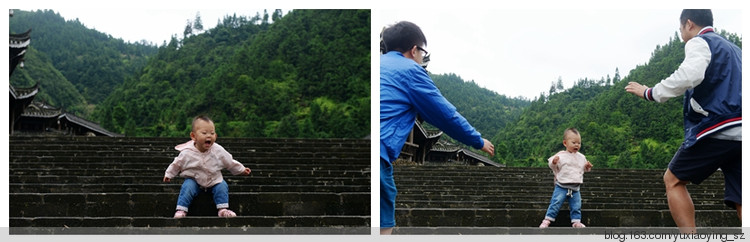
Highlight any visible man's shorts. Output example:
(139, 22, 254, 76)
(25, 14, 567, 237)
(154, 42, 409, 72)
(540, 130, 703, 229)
(380, 158, 397, 228)
(668, 138, 741, 208)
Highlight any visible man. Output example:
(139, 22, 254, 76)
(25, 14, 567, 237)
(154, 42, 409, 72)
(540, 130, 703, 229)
(625, 9, 741, 233)
(380, 21, 495, 234)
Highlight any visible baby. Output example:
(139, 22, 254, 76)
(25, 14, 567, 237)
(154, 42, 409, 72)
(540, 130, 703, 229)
(539, 128, 593, 228)
(163, 115, 251, 218)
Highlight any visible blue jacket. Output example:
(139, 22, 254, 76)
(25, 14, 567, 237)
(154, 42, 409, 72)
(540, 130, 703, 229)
(380, 51, 484, 163)
(682, 30, 742, 147)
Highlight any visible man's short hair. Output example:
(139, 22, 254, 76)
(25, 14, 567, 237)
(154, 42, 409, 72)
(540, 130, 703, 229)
(680, 9, 713, 27)
(381, 21, 427, 54)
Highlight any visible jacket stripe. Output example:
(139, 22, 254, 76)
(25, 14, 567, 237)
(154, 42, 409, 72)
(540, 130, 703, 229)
(695, 117, 742, 140)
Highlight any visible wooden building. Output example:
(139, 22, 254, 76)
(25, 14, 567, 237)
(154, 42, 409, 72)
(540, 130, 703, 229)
(398, 121, 501, 167)
(9, 11, 121, 137)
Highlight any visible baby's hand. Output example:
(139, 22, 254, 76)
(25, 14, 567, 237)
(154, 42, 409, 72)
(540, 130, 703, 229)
(241, 168, 251, 176)
(163, 177, 171, 183)
(585, 161, 593, 169)
(552, 156, 560, 165)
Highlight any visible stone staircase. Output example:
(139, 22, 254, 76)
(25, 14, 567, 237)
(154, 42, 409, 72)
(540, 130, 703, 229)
(9, 136, 370, 234)
(393, 165, 739, 231)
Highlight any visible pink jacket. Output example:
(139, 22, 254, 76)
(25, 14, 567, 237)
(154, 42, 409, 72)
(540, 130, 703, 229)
(548, 150, 590, 184)
(164, 140, 248, 188)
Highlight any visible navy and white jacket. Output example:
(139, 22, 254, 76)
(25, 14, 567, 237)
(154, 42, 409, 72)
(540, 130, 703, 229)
(644, 27, 741, 148)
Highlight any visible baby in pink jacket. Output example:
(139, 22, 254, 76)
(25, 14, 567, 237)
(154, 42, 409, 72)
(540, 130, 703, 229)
(539, 128, 593, 228)
(163, 115, 251, 218)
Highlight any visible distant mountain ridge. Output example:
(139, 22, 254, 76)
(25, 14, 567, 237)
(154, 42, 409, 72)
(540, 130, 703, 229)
(490, 31, 741, 169)
(10, 9, 158, 117)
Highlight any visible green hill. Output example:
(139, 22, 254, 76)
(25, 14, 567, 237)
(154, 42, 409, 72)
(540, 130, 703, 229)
(9, 9, 158, 108)
(94, 9, 370, 138)
(10, 46, 89, 114)
(429, 73, 530, 140)
(491, 31, 741, 169)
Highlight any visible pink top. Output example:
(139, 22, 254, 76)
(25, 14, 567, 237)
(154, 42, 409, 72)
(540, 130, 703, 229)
(548, 150, 590, 184)
(164, 140, 248, 188)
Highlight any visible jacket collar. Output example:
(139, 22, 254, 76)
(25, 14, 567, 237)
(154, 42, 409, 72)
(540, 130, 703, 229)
(698, 26, 714, 36)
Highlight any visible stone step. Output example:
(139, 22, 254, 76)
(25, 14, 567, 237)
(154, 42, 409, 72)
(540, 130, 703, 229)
(392, 180, 725, 190)
(9, 135, 370, 142)
(395, 208, 740, 227)
(10, 175, 370, 186)
(10, 192, 370, 217)
(386, 227, 741, 235)
(9, 183, 370, 193)
(395, 200, 727, 210)
(10, 162, 369, 171)
(9, 156, 369, 165)
(9, 150, 371, 159)
(9, 143, 370, 150)
(392, 166, 728, 180)
(9, 216, 371, 229)
(10, 136, 371, 229)
(391, 165, 734, 227)
(9, 138, 370, 150)
(395, 187, 725, 199)
(393, 169, 724, 180)
(10, 167, 370, 177)
(395, 191, 726, 202)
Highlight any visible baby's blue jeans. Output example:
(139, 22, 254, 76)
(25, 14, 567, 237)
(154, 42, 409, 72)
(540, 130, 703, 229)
(544, 184, 582, 223)
(176, 178, 229, 212)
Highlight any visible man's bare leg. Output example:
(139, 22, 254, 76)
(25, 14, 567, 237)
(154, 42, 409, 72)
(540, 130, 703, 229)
(664, 169, 696, 234)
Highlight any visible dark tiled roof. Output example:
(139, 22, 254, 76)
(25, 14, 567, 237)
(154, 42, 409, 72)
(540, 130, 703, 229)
(458, 149, 499, 167)
(9, 84, 38, 100)
(22, 101, 61, 118)
(10, 29, 31, 48)
(10, 29, 31, 75)
(430, 140, 461, 153)
(414, 121, 443, 139)
(59, 113, 123, 137)
(429, 140, 501, 167)
(16, 101, 122, 137)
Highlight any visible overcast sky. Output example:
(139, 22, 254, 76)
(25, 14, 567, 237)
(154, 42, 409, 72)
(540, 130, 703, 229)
(46, 9, 276, 45)
(377, 9, 742, 99)
(8, 5, 743, 100)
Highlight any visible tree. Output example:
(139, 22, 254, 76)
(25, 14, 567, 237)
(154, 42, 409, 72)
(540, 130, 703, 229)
(9, 9, 157, 107)
(95, 9, 371, 138)
(556, 76, 564, 91)
(272, 9, 283, 22)
(262, 9, 269, 25)
(183, 20, 193, 38)
(613, 67, 621, 83)
(193, 12, 204, 32)
(549, 81, 557, 95)
(606, 74, 611, 86)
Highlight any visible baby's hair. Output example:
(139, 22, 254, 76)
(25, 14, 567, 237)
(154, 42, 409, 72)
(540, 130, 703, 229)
(192, 115, 214, 131)
(563, 127, 579, 140)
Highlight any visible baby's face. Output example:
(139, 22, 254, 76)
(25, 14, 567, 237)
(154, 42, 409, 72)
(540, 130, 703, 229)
(563, 133, 581, 153)
(191, 119, 217, 153)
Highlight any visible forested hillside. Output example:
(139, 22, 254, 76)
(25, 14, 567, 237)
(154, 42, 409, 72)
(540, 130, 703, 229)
(9, 9, 158, 109)
(94, 10, 370, 138)
(430, 73, 529, 139)
(491, 31, 741, 169)
(10, 46, 88, 114)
